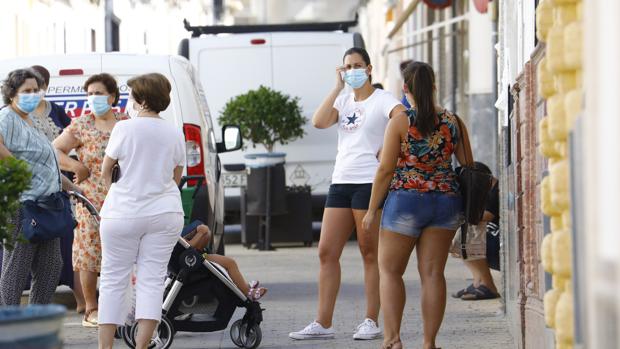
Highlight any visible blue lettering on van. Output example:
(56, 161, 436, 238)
(47, 93, 129, 118)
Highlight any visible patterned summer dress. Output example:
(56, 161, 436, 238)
(66, 113, 128, 273)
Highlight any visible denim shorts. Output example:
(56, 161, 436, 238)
(380, 190, 463, 238)
(325, 183, 383, 210)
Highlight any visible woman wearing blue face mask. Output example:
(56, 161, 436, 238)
(0, 68, 82, 306)
(53, 73, 128, 327)
(290, 48, 407, 341)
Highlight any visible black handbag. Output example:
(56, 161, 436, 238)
(454, 116, 493, 259)
(21, 191, 77, 243)
(111, 162, 120, 183)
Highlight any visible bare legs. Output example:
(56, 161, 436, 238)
(379, 227, 455, 349)
(97, 324, 115, 349)
(316, 208, 355, 328)
(463, 259, 498, 294)
(72, 271, 86, 313)
(416, 228, 455, 349)
(353, 209, 381, 323)
(316, 207, 380, 328)
(379, 230, 416, 348)
(134, 319, 158, 349)
(207, 254, 250, 295)
(80, 270, 99, 313)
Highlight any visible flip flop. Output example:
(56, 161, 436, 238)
(381, 341, 402, 349)
(461, 285, 499, 300)
(452, 284, 475, 298)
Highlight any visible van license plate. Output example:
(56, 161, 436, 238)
(222, 172, 247, 187)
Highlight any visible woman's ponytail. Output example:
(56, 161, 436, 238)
(403, 62, 437, 138)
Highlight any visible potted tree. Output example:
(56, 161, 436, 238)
(219, 86, 311, 247)
(0, 157, 67, 348)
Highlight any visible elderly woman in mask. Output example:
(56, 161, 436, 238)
(53, 73, 128, 327)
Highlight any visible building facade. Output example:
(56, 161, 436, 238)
(359, 0, 498, 171)
(0, 0, 213, 60)
(499, 0, 620, 348)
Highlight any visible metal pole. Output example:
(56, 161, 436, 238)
(451, 2, 458, 113)
(264, 165, 272, 250)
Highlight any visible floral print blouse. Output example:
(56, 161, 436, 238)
(390, 109, 460, 193)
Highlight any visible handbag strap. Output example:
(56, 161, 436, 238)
(455, 115, 474, 167)
(455, 115, 474, 259)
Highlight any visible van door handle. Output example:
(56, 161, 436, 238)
(216, 156, 222, 182)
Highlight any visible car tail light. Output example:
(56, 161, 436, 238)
(183, 124, 205, 186)
(250, 38, 266, 45)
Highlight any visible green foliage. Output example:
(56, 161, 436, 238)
(218, 86, 307, 152)
(0, 157, 31, 250)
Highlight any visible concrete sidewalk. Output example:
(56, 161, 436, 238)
(61, 242, 515, 348)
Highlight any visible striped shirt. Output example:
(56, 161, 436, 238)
(0, 107, 61, 201)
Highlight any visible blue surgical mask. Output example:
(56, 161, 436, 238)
(87, 95, 111, 116)
(344, 68, 369, 89)
(16, 93, 42, 114)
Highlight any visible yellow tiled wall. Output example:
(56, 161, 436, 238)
(536, 0, 583, 348)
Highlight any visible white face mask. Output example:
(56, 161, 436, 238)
(126, 98, 140, 118)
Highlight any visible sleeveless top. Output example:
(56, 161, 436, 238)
(389, 108, 460, 193)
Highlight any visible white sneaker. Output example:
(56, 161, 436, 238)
(289, 321, 335, 340)
(353, 318, 382, 340)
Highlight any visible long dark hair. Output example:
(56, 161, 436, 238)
(343, 47, 372, 83)
(403, 61, 437, 138)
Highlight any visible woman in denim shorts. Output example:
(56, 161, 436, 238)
(289, 48, 406, 341)
(362, 61, 472, 349)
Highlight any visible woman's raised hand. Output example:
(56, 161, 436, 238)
(335, 66, 346, 90)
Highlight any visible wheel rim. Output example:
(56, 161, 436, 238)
(230, 319, 244, 347)
(240, 323, 261, 349)
(131, 319, 174, 349)
(149, 319, 173, 349)
(123, 324, 136, 348)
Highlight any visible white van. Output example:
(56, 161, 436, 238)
(0, 53, 241, 254)
(180, 21, 364, 220)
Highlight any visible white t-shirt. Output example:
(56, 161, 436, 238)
(100, 117, 186, 219)
(331, 88, 402, 184)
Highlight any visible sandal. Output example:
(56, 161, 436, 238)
(247, 280, 268, 301)
(451, 284, 475, 298)
(461, 285, 499, 300)
(82, 308, 99, 328)
(381, 340, 403, 349)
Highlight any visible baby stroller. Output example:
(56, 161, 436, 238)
(120, 220, 264, 349)
(71, 184, 264, 349)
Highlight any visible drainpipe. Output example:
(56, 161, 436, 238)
(451, 2, 457, 113)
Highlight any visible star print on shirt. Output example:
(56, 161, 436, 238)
(347, 114, 358, 125)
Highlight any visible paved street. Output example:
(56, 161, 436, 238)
(62, 242, 515, 349)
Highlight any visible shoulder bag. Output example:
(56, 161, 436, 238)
(21, 190, 77, 243)
(453, 116, 494, 259)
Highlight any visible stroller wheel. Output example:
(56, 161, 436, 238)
(121, 325, 136, 348)
(114, 326, 123, 339)
(129, 317, 175, 349)
(239, 323, 262, 349)
(230, 319, 244, 347)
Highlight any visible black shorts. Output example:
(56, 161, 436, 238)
(325, 183, 384, 210)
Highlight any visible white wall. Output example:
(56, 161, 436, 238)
(583, 0, 620, 347)
(468, 0, 493, 94)
(114, 0, 211, 55)
(0, 0, 212, 60)
(0, 0, 105, 60)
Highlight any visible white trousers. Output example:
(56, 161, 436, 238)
(98, 212, 184, 325)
